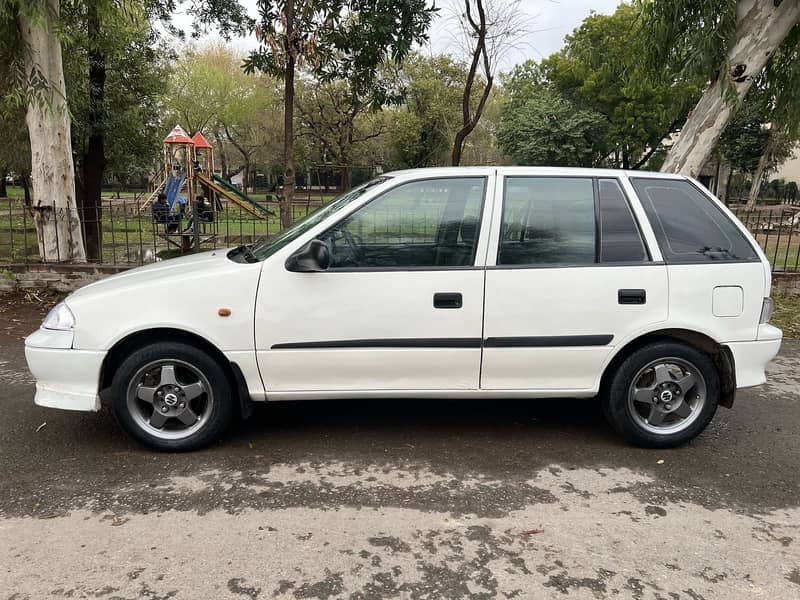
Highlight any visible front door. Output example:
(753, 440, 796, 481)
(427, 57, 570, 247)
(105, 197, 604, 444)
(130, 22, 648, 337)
(480, 174, 669, 391)
(255, 174, 494, 395)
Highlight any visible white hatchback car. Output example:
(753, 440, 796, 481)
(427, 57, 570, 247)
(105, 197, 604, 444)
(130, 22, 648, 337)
(26, 167, 782, 451)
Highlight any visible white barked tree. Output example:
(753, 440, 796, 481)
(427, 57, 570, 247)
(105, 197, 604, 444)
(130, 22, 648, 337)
(18, 0, 86, 262)
(646, 0, 800, 177)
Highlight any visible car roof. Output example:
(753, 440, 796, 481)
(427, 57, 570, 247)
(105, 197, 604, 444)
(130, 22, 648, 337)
(383, 166, 688, 181)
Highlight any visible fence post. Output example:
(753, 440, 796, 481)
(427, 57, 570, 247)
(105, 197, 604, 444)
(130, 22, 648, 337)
(782, 209, 793, 272)
(6, 199, 13, 263)
(192, 205, 200, 253)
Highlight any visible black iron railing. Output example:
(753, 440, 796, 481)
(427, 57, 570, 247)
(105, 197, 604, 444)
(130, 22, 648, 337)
(0, 197, 309, 266)
(2, 198, 799, 272)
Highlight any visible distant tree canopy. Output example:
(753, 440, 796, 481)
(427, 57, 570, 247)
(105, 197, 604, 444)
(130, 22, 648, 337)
(244, 0, 436, 225)
(497, 85, 608, 167)
(497, 3, 703, 170)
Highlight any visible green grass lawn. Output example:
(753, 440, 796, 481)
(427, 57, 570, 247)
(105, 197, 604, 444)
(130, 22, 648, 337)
(772, 294, 800, 339)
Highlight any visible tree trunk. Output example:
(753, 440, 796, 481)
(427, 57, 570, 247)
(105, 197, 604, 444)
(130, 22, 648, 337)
(215, 130, 230, 179)
(22, 172, 32, 207)
(223, 125, 251, 194)
(661, 0, 800, 176)
(746, 134, 774, 209)
(21, 0, 86, 263)
(341, 165, 351, 191)
(0, 170, 7, 198)
(281, 0, 296, 228)
(451, 0, 493, 167)
(80, 0, 105, 261)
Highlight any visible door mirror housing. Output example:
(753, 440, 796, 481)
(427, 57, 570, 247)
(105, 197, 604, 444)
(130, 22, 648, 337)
(285, 239, 331, 272)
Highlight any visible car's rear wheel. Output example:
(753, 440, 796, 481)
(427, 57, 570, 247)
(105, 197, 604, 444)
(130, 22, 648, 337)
(603, 341, 719, 448)
(111, 341, 234, 451)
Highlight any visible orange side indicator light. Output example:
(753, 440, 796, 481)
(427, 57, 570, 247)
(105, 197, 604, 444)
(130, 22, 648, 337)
(218, 308, 232, 317)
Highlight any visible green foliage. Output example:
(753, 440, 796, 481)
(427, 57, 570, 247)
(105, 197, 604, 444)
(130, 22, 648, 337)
(390, 54, 466, 168)
(637, 0, 800, 116)
(718, 97, 769, 174)
(295, 77, 392, 168)
(244, 0, 436, 104)
(164, 44, 283, 177)
(387, 53, 503, 169)
(0, 108, 30, 177)
(501, 60, 547, 112)
(61, 2, 170, 181)
(542, 4, 703, 168)
(497, 86, 608, 167)
(762, 25, 800, 151)
(143, 0, 252, 39)
(0, 0, 64, 111)
(636, 0, 738, 82)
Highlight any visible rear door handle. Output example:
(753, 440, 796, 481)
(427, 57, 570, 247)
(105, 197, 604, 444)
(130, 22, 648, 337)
(618, 289, 646, 305)
(433, 292, 463, 309)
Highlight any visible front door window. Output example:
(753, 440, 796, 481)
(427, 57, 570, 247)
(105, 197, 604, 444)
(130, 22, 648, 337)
(319, 177, 486, 269)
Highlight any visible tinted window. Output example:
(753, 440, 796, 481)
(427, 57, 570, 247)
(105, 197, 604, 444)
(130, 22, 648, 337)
(320, 177, 485, 269)
(598, 179, 648, 262)
(631, 178, 758, 262)
(499, 177, 595, 265)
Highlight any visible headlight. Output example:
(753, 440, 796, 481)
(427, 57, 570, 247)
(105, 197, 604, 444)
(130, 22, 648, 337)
(759, 297, 773, 324)
(42, 301, 75, 331)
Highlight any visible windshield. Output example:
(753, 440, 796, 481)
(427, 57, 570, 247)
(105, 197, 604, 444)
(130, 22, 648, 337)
(248, 176, 392, 261)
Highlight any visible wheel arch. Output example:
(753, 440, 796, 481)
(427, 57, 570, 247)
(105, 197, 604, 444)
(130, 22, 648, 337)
(600, 328, 736, 408)
(99, 327, 253, 418)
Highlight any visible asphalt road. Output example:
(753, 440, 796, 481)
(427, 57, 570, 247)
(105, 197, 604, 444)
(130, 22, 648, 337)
(1, 296, 798, 599)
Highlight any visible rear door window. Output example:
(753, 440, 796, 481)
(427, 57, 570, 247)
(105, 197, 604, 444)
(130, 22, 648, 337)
(631, 178, 758, 263)
(498, 177, 596, 266)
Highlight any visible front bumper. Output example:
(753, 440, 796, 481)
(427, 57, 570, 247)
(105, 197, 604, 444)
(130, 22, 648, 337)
(25, 329, 105, 412)
(727, 324, 783, 389)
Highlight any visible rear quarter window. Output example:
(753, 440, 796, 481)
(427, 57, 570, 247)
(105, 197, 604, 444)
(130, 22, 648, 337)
(631, 178, 758, 263)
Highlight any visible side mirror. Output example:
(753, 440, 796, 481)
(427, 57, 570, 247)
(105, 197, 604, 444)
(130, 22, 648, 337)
(285, 239, 331, 272)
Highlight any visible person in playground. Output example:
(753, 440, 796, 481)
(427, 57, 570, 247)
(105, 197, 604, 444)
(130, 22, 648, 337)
(151, 192, 169, 224)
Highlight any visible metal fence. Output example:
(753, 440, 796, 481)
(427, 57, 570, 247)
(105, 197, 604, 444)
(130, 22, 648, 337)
(0, 197, 319, 267)
(730, 207, 800, 273)
(2, 198, 799, 272)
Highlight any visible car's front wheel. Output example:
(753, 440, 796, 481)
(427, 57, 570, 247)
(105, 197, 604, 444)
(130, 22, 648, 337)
(111, 341, 234, 451)
(603, 341, 719, 448)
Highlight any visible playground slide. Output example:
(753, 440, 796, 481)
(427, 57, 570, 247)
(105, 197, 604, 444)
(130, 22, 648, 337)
(164, 175, 187, 209)
(197, 173, 275, 218)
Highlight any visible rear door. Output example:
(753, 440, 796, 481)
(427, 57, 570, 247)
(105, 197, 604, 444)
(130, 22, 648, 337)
(480, 173, 668, 392)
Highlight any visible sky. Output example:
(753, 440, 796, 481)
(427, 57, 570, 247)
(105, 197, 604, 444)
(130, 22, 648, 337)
(174, 0, 623, 73)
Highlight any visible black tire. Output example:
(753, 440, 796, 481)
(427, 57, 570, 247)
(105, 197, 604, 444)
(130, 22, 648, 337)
(602, 341, 720, 448)
(111, 341, 234, 451)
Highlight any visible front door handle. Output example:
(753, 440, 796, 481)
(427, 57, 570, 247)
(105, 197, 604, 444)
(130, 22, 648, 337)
(433, 292, 463, 309)
(618, 289, 646, 305)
